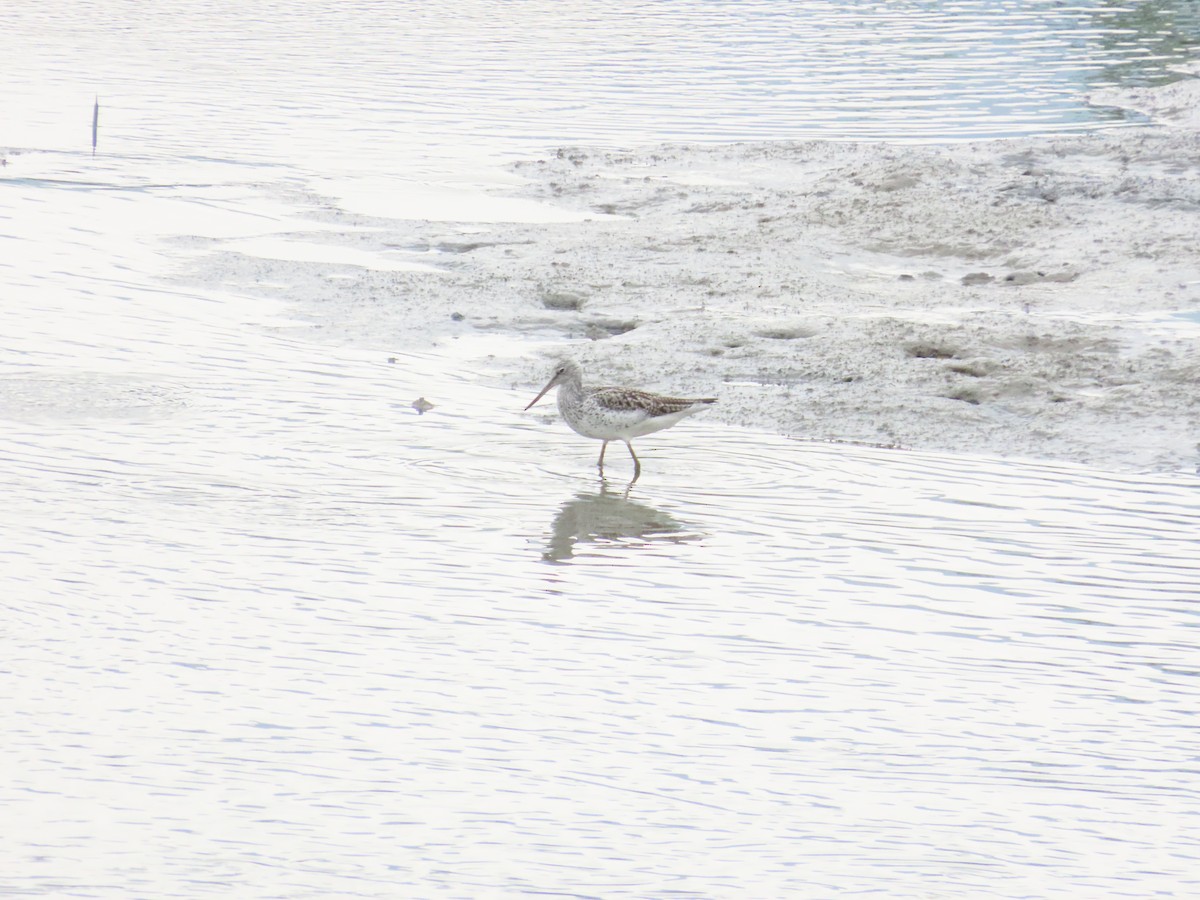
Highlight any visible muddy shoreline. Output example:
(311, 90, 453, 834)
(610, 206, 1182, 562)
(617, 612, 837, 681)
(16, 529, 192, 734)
(483, 77, 1200, 473)
(208, 75, 1200, 473)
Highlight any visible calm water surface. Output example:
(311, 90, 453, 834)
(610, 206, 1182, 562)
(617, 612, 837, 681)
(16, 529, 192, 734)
(3, 3, 1200, 898)
(4, 0, 1200, 169)
(3, 311, 1199, 895)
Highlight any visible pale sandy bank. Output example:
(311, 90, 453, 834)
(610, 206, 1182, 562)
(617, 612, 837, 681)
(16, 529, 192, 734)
(227, 75, 1200, 473)
(452, 75, 1199, 473)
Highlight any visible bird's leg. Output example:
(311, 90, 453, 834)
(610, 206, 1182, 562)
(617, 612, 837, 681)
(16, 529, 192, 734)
(597, 440, 609, 471)
(625, 440, 641, 481)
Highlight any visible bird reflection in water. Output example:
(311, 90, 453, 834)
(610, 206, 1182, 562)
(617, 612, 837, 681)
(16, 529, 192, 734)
(542, 477, 700, 562)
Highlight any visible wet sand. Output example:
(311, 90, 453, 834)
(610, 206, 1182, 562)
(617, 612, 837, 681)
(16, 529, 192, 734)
(491, 76, 1198, 475)
(490, 77, 1200, 471)
(197, 75, 1200, 473)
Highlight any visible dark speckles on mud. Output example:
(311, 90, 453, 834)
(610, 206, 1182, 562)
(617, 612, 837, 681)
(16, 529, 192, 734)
(906, 342, 959, 360)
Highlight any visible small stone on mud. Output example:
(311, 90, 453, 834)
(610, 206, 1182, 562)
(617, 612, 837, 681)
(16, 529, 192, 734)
(906, 342, 958, 360)
(540, 289, 586, 311)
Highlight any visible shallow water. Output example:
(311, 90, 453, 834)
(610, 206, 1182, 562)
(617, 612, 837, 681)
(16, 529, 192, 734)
(4, 322, 1200, 896)
(4, 3, 1200, 897)
(4, 0, 1200, 172)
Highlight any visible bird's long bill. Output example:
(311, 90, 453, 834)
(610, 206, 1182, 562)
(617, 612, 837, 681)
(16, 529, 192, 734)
(524, 377, 557, 411)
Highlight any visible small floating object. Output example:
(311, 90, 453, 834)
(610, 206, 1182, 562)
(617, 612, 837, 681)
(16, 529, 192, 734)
(412, 397, 434, 414)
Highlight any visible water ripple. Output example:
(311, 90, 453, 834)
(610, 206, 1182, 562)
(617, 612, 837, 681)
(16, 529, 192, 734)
(4, 0, 1199, 173)
(4, 4, 1200, 894)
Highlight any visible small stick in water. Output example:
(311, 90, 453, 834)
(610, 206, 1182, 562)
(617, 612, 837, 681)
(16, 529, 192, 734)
(92, 96, 99, 156)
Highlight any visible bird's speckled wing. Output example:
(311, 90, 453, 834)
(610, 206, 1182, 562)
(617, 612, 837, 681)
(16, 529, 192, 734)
(591, 387, 716, 419)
